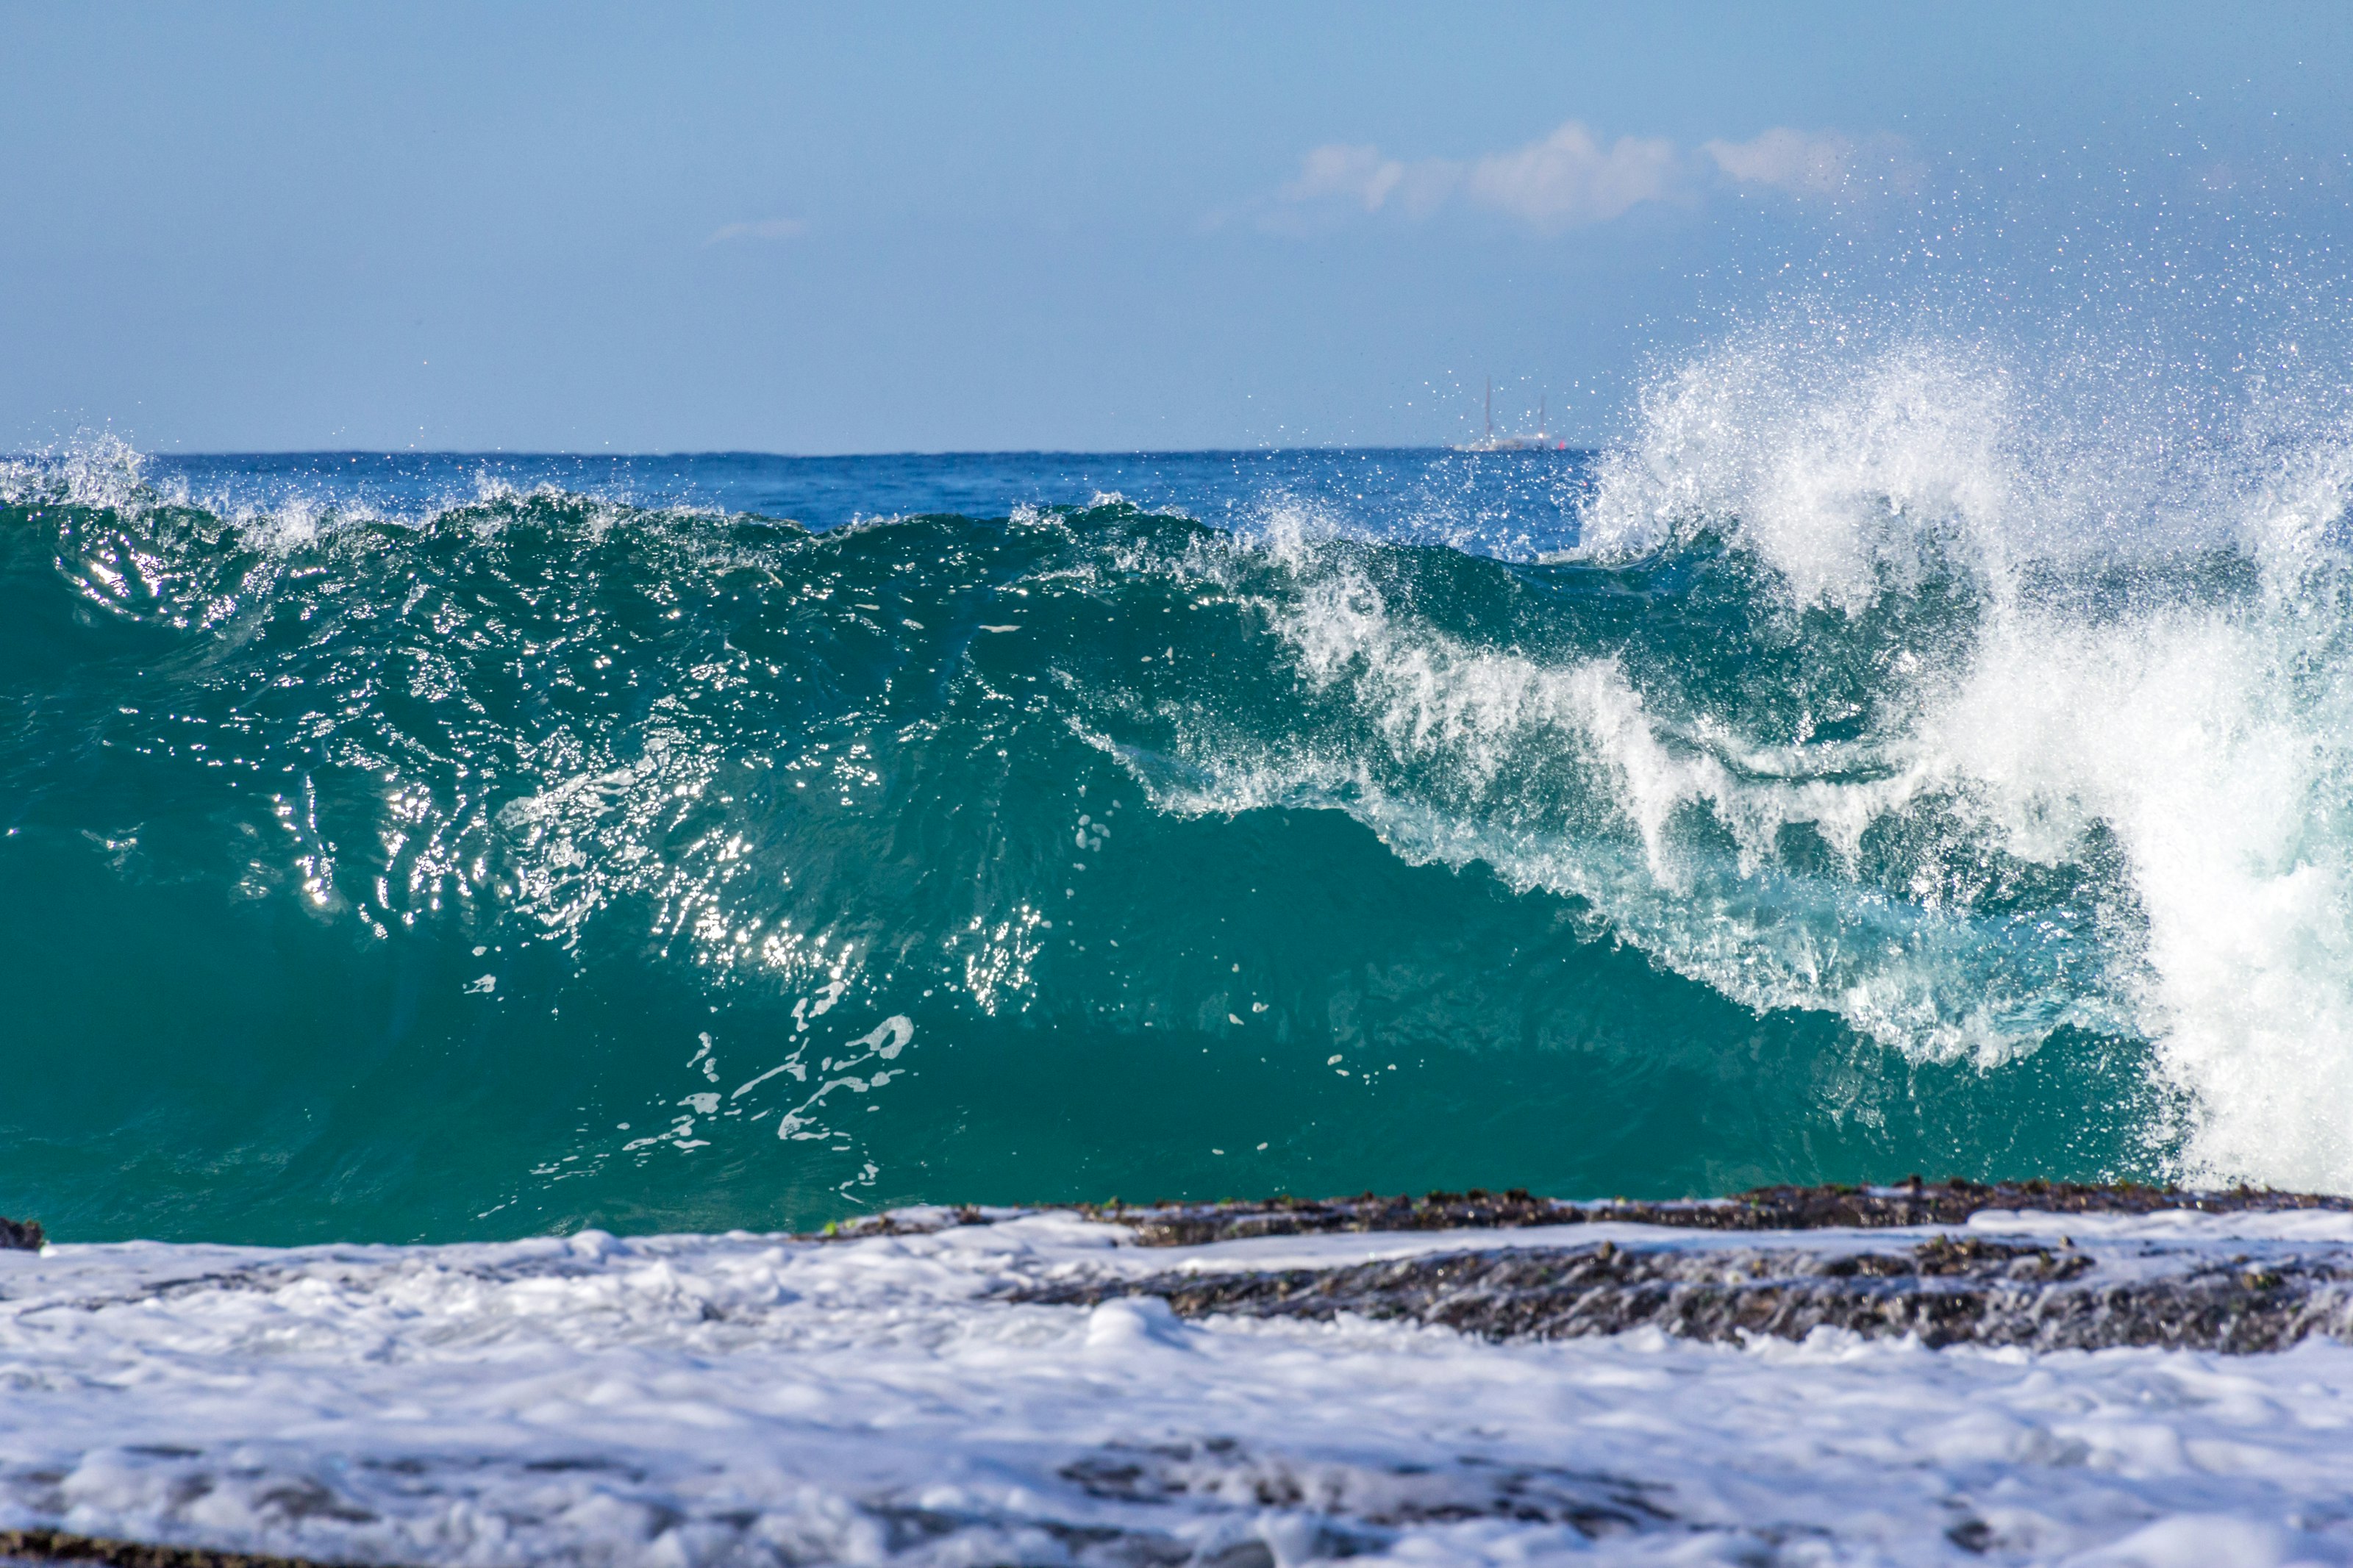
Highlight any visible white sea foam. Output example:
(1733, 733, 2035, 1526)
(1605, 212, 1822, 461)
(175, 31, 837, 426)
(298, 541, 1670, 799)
(4, 1214, 2353, 1567)
(0, 431, 153, 512)
(1572, 330, 2353, 1193)
(1123, 328, 2353, 1192)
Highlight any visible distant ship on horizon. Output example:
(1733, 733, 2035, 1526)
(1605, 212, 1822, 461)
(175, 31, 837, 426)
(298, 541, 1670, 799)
(1454, 378, 1568, 451)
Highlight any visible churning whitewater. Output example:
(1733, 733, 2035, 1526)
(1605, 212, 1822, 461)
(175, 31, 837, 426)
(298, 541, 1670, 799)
(13, 1202, 2353, 1568)
(5, 329, 2353, 1243)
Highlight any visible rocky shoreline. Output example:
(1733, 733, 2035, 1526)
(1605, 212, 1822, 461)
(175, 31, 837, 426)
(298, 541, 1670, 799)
(11, 1180, 2343, 1259)
(1068, 1178, 2353, 1246)
(0, 1528, 340, 1568)
(1015, 1231, 2353, 1353)
(819, 1177, 2353, 1247)
(4, 1189, 2353, 1567)
(10, 1181, 2353, 1367)
(812, 1180, 2353, 1355)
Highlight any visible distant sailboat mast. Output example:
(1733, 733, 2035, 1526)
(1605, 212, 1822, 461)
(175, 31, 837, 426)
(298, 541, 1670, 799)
(1453, 376, 1556, 451)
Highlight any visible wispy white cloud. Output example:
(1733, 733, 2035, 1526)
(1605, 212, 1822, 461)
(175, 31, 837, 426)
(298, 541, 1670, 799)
(1463, 122, 1681, 226)
(1281, 144, 1403, 210)
(1278, 143, 1456, 218)
(1279, 121, 1678, 229)
(705, 217, 808, 246)
(1702, 129, 1923, 197)
(1274, 120, 1913, 231)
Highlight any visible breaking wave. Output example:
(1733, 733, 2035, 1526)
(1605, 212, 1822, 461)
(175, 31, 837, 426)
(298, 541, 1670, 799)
(7, 332, 2353, 1239)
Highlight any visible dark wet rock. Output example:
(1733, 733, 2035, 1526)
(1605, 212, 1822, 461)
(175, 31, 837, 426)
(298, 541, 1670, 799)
(0, 1528, 361, 1567)
(1058, 1181, 2353, 1247)
(1015, 1237, 2353, 1353)
(0, 1216, 43, 1252)
(818, 1203, 1000, 1241)
(1057, 1439, 1673, 1540)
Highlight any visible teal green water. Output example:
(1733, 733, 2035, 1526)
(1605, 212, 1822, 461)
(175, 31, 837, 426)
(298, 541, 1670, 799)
(5, 429, 2343, 1243)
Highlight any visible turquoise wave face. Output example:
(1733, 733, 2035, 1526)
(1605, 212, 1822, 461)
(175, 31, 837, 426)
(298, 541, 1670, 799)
(0, 464, 2181, 1245)
(14, 376, 2353, 1242)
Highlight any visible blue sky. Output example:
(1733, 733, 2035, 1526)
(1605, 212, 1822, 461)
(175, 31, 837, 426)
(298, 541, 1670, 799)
(5, 1, 2350, 454)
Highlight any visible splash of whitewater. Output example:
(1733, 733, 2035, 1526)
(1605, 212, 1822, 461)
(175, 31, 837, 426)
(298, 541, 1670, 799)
(1140, 326, 2353, 1191)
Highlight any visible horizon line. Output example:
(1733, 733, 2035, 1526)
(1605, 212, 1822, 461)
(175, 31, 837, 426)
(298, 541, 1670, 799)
(108, 443, 1600, 462)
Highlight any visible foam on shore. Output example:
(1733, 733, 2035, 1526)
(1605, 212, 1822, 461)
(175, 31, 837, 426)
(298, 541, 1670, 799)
(6, 1198, 2353, 1565)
